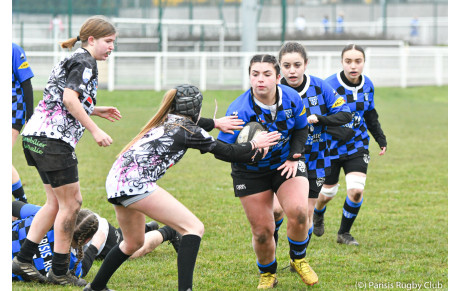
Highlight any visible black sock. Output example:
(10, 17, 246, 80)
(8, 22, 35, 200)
(91, 244, 130, 290)
(274, 218, 284, 247)
(257, 258, 277, 274)
(158, 225, 176, 242)
(338, 197, 363, 234)
(12, 180, 27, 203)
(16, 238, 38, 263)
(288, 236, 308, 260)
(305, 226, 313, 249)
(52, 252, 70, 276)
(314, 205, 326, 217)
(177, 234, 201, 291)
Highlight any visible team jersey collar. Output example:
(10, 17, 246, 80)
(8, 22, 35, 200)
(280, 74, 309, 97)
(250, 85, 283, 128)
(337, 71, 365, 100)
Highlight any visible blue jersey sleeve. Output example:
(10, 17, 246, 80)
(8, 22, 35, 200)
(19, 204, 41, 219)
(12, 43, 34, 83)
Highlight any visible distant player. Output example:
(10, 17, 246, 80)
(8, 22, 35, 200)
(313, 44, 387, 246)
(272, 42, 352, 285)
(12, 43, 34, 203)
(218, 54, 311, 289)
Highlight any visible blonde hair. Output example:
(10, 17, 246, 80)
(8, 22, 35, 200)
(71, 209, 99, 275)
(61, 15, 116, 50)
(118, 89, 177, 157)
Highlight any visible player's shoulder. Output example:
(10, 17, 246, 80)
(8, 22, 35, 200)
(362, 74, 375, 88)
(279, 84, 302, 102)
(227, 89, 252, 113)
(67, 48, 97, 68)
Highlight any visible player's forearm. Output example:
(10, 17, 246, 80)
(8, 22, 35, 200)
(63, 89, 100, 133)
(21, 79, 34, 121)
(316, 112, 352, 126)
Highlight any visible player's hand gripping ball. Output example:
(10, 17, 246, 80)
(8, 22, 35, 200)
(235, 121, 269, 162)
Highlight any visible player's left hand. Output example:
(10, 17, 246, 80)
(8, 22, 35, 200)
(379, 146, 387, 156)
(214, 115, 244, 134)
(94, 106, 122, 122)
(277, 156, 300, 179)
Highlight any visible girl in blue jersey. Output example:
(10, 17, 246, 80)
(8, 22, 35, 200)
(84, 84, 279, 291)
(12, 43, 34, 203)
(272, 42, 352, 286)
(313, 44, 387, 246)
(12, 16, 121, 287)
(217, 54, 311, 289)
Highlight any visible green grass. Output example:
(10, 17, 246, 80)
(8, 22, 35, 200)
(12, 86, 448, 290)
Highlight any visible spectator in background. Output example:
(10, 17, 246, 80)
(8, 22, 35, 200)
(322, 15, 330, 34)
(49, 14, 64, 34)
(12, 43, 34, 203)
(336, 13, 344, 34)
(410, 17, 419, 43)
(295, 14, 307, 35)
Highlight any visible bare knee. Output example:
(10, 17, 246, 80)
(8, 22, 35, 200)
(273, 207, 284, 222)
(348, 189, 364, 202)
(252, 226, 273, 245)
(122, 238, 145, 254)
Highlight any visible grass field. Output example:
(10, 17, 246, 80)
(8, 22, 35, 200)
(12, 86, 448, 290)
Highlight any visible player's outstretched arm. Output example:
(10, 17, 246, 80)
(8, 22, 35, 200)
(92, 106, 122, 122)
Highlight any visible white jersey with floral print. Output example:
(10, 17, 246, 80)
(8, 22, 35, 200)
(22, 48, 98, 148)
(106, 114, 216, 200)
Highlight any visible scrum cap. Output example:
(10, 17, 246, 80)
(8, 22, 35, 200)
(172, 84, 203, 123)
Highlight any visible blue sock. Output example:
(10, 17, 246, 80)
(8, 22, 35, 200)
(257, 258, 277, 274)
(12, 179, 27, 203)
(274, 218, 284, 246)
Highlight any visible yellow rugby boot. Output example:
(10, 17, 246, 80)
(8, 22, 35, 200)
(290, 258, 318, 286)
(257, 272, 278, 289)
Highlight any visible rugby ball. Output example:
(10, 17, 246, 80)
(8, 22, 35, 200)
(236, 121, 267, 144)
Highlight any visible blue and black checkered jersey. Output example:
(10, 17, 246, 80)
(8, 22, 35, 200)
(12, 43, 34, 126)
(325, 71, 375, 159)
(282, 74, 350, 178)
(217, 84, 308, 173)
(12, 207, 83, 281)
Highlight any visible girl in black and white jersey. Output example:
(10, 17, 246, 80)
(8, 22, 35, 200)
(12, 15, 121, 286)
(84, 84, 280, 291)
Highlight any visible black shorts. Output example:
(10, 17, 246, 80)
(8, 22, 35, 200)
(324, 151, 370, 185)
(308, 177, 325, 199)
(12, 123, 23, 132)
(23, 136, 79, 187)
(231, 161, 308, 197)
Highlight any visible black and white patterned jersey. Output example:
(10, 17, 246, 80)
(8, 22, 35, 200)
(217, 85, 308, 173)
(281, 74, 350, 178)
(325, 71, 375, 159)
(12, 43, 34, 126)
(106, 114, 217, 199)
(22, 48, 98, 148)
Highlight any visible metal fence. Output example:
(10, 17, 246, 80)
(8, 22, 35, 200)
(25, 45, 447, 92)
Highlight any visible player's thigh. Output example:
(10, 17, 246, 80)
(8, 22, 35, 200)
(12, 128, 20, 147)
(239, 190, 275, 233)
(276, 176, 309, 219)
(129, 186, 203, 236)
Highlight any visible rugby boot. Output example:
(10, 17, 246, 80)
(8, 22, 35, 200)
(290, 258, 318, 286)
(257, 272, 278, 289)
(161, 225, 182, 253)
(145, 221, 159, 232)
(12, 256, 47, 283)
(47, 269, 87, 286)
(337, 232, 359, 246)
(83, 283, 115, 291)
(312, 212, 325, 237)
